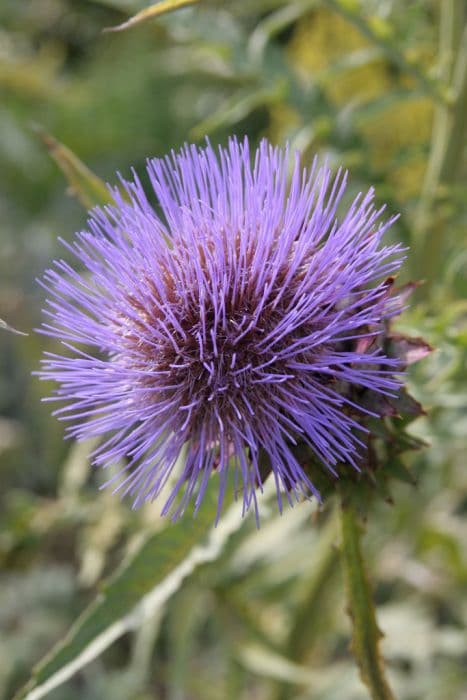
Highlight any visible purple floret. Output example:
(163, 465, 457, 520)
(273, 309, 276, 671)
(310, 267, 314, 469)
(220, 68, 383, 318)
(38, 137, 405, 520)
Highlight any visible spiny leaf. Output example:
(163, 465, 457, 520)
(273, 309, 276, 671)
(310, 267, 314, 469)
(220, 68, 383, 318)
(389, 334, 433, 367)
(389, 387, 425, 417)
(34, 126, 112, 209)
(103, 0, 200, 33)
(14, 481, 244, 700)
(393, 281, 423, 307)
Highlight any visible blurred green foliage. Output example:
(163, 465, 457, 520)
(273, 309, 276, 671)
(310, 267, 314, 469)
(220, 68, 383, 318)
(0, 1, 466, 699)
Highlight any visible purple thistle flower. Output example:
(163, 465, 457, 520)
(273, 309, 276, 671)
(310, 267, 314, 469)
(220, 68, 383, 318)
(39, 137, 405, 520)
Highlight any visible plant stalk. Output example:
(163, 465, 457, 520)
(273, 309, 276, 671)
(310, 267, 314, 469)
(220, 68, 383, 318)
(413, 1, 467, 284)
(340, 499, 396, 700)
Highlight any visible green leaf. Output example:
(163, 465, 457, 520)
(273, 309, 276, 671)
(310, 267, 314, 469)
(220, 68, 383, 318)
(388, 458, 416, 486)
(273, 510, 340, 700)
(103, 0, 200, 33)
(248, 0, 320, 62)
(35, 126, 113, 209)
(190, 84, 285, 140)
(237, 643, 319, 686)
(15, 481, 244, 700)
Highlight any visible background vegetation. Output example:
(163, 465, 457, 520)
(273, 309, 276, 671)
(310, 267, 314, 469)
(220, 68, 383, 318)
(0, 1, 466, 699)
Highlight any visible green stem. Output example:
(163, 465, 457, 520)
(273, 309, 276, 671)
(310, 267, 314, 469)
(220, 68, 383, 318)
(340, 499, 396, 700)
(413, 1, 467, 284)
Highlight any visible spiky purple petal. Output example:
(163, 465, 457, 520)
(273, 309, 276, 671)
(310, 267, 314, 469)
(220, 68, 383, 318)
(38, 137, 405, 519)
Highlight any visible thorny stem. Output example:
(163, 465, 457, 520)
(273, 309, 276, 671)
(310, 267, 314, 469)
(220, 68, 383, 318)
(340, 498, 396, 700)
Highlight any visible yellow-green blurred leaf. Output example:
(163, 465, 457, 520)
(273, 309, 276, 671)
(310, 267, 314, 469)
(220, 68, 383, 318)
(104, 0, 200, 33)
(35, 127, 112, 209)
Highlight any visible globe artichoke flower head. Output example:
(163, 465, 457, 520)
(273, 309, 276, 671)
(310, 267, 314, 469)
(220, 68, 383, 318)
(40, 137, 416, 521)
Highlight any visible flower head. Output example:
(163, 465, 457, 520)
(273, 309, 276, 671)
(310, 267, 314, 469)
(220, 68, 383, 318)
(39, 138, 405, 520)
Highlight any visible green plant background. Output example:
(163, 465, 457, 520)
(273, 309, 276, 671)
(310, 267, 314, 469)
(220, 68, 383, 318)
(0, 2, 466, 699)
